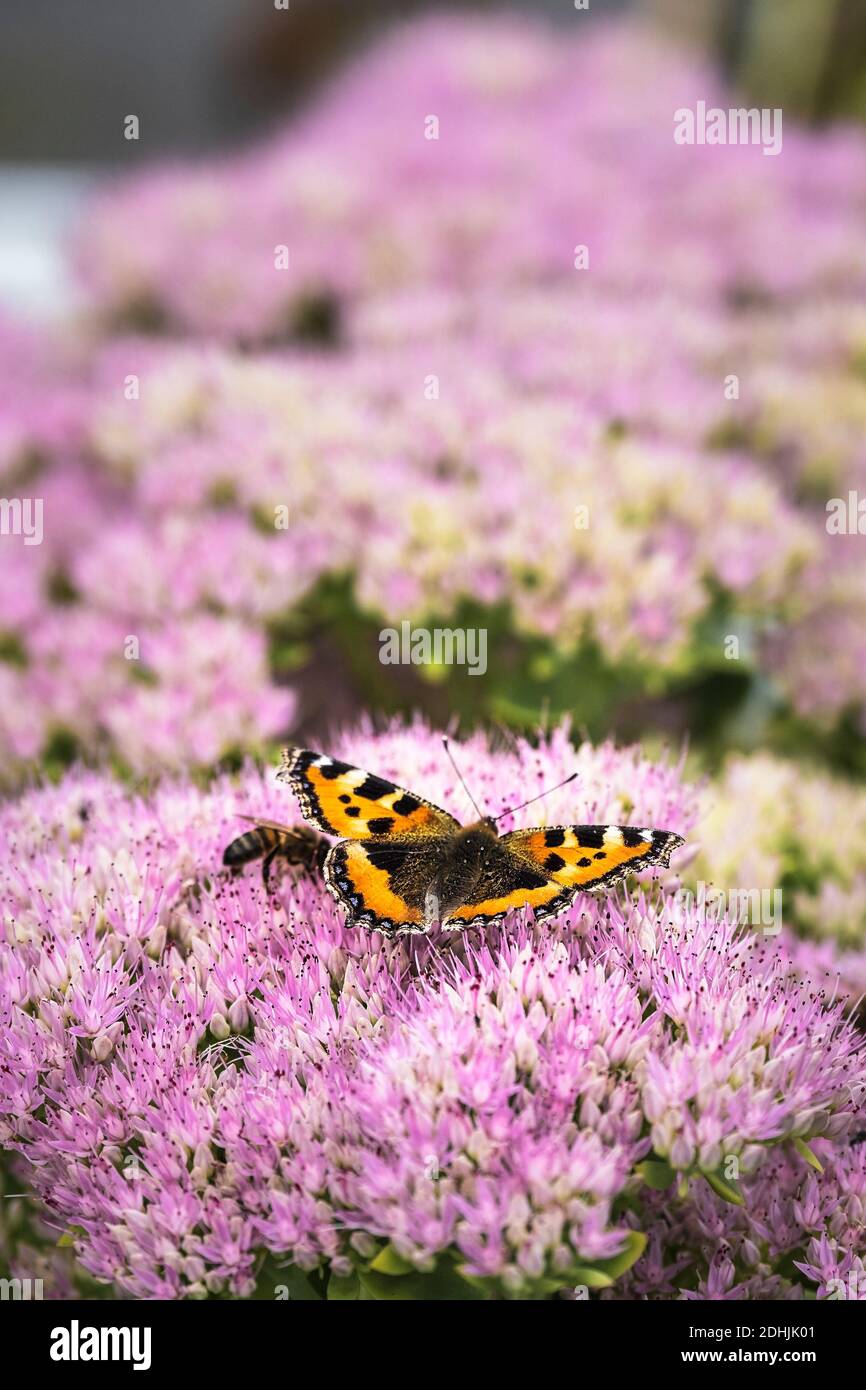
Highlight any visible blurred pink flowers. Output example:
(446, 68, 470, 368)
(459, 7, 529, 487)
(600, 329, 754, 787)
(75, 19, 866, 335)
(1, 15, 866, 774)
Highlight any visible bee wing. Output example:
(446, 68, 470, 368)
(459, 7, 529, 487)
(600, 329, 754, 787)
(234, 814, 301, 833)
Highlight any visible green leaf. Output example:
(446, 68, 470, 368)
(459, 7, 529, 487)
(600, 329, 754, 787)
(357, 1270, 434, 1301)
(704, 1169, 745, 1206)
(560, 1232, 649, 1292)
(57, 1225, 85, 1248)
(592, 1230, 648, 1281)
(327, 1273, 361, 1301)
(793, 1136, 824, 1173)
(567, 1266, 615, 1290)
(255, 1260, 326, 1301)
(368, 1243, 416, 1276)
(455, 1271, 500, 1297)
(635, 1159, 676, 1191)
(359, 1260, 488, 1301)
(425, 1261, 490, 1300)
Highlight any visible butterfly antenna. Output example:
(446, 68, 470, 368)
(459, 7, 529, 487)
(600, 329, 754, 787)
(442, 736, 486, 821)
(492, 771, 578, 824)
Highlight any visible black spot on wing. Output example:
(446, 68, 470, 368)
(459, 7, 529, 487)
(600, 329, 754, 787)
(318, 758, 353, 780)
(576, 826, 606, 849)
(368, 817, 395, 835)
(621, 826, 645, 848)
(365, 843, 412, 873)
(355, 774, 398, 801)
(391, 793, 421, 816)
(345, 805, 361, 818)
(512, 866, 550, 890)
(544, 828, 565, 847)
(544, 853, 566, 872)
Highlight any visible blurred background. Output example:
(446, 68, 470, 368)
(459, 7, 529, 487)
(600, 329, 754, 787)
(3, 0, 866, 318)
(3, 1, 866, 166)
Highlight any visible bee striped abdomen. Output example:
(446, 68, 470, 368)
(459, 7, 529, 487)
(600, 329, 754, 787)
(222, 826, 284, 867)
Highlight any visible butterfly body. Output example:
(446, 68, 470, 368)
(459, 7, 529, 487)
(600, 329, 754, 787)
(277, 746, 685, 935)
(354, 818, 506, 931)
(424, 820, 499, 925)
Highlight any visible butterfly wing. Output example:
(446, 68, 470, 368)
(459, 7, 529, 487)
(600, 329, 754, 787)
(444, 824, 684, 931)
(279, 747, 460, 840)
(323, 837, 453, 934)
(501, 824, 685, 892)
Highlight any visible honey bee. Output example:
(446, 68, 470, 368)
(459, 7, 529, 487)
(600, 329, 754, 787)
(222, 818, 328, 889)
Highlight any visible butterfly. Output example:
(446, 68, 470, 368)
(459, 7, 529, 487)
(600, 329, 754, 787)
(276, 741, 685, 935)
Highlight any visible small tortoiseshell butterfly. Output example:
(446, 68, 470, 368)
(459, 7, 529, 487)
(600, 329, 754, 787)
(276, 742, 684, 935)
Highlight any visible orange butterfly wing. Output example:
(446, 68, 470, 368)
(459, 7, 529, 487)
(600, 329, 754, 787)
(501, 824, 684, 892)
(322, 840, 445, 933)
(278, 747, 459, 840)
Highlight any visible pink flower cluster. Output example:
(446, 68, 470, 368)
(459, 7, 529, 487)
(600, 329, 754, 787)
(612, 1139, 866, 1301)
(0, 322, 296, 777)
(0, 317, 820, 778)
(1, 724, 863, 1299)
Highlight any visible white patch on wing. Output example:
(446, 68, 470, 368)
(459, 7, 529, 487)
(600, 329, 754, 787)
(604, 826, 624, 846)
